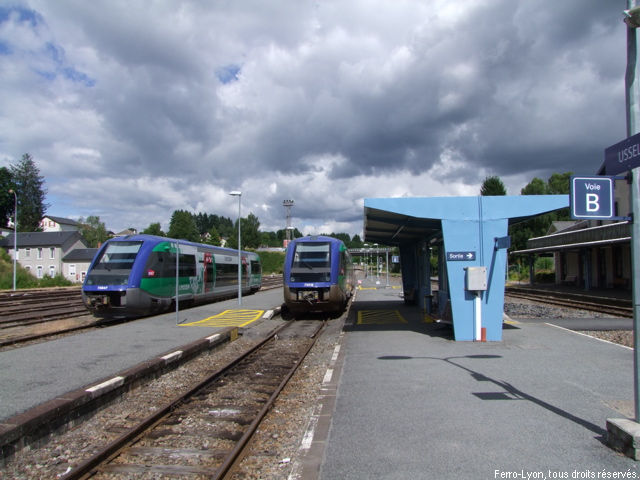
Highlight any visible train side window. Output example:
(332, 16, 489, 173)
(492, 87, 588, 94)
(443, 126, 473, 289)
(144, 252, 196, 277)
(251, 260, 261, 275)
(216, 262, 237, 287)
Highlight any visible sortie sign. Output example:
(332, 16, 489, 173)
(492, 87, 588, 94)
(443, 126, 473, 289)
(447, 251, 476, 262)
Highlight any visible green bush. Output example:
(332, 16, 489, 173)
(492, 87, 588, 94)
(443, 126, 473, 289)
(534, 256, 553, 271)
(255, 251, 285, 275)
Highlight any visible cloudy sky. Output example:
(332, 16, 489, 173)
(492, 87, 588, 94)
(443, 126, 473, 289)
(0, 1, 629, 237)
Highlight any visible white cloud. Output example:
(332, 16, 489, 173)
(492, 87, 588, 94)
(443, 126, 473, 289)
(0, 1, 627, 237)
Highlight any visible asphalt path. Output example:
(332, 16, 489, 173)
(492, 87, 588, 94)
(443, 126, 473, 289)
(319, 282, 638, 479)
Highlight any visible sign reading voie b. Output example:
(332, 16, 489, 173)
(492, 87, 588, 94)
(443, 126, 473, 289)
(570, 176, 614, 219)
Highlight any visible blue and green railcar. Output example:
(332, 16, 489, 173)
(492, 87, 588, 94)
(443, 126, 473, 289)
(82, 234, 261, 318)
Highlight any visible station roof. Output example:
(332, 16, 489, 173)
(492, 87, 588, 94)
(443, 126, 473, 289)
(363, 206, 442, 245)
(363, 195, 569, 246)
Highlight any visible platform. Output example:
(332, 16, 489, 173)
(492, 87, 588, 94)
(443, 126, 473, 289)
(312, 277, 639, 478)
(0, 288, 284, 423)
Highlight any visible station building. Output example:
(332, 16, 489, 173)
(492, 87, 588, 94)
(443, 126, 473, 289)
(513, 168, 633, 292)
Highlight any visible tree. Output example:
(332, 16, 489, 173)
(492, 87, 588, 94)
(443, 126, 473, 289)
(520, 177, 547, 195)
(206, 226, 222, 246)
(0, 167, 13, 228)
(168, 210, 200, 241)
(79, 216, 109, 247)
(227, 212, 261, 249)
(509, 172, 573, 252)
(142, 222, 165, 236)
(10, 154, 49, 231)
(260, 231, 278, 247)
(480, 176, 507, 196)
(547, 172, 572, 195)
(331, 232, 352, 244)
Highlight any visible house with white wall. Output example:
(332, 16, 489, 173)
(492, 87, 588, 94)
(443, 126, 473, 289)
(0, 231, 90, 282)
(39, 216, 80, 232)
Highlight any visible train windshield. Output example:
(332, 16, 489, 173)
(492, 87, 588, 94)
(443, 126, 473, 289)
(85, 241, 143, 286)
(290, 242, 331, 283)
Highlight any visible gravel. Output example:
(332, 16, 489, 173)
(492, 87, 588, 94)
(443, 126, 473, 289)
(505, 297, 633, 348)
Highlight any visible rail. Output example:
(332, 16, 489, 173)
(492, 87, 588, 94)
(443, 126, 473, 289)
(505, 285, 633, 318)
(61, 320, 324, 479)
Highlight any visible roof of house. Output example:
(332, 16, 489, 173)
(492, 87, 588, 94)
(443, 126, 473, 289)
(42, 215, 80, 226)
(63, 248, 98, 262)
(43, 216, 80, 227)
(0, 231, 87, 248)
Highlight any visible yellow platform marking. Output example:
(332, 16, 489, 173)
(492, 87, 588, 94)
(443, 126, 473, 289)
(504, 319, 520, 325)
(423, 313, 437, 323)
(357, 310, 407, 325)
(181, 309, 264, 328)
(357, 286, 377, 290)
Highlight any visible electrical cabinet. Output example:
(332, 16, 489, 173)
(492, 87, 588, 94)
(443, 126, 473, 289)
(465, 266, 487, 291)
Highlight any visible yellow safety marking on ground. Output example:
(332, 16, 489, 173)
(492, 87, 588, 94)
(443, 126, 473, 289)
(423, 313, 436, 324)
(357, 310, 407, 325)
(181, 309, 264, 328)
(357, 286, 377, 290)
(504, 319, 520, 325)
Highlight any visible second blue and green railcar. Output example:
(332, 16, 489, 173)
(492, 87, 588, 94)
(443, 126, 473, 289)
(283, 235, 355, 315)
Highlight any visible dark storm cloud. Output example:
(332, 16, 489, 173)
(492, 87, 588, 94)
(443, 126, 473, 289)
(0, 0, 630, 235)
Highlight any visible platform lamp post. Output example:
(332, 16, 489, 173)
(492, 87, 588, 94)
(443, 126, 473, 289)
(386, 249, 390, 287)
(363, 243, 368, 277)
(374, 243, 379, 280)
(8, 189, 17, 291)
(229, 191, 242, 306)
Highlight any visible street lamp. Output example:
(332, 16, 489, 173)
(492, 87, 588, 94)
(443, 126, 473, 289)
(374, 243, 379, 280)
(8, 189, 16, 291)
(363, 243, 369, 277)
(229, 191, 242, 305)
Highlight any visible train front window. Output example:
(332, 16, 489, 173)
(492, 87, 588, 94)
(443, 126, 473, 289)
(290, 242, 331, 283)
(85, 241, 143, 286)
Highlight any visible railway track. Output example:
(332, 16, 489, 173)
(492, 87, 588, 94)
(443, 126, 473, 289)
(260, 275, 283, 290)
(0, 287, 87, 328)
(60, 319, 323, 480)
(505, 285, 633, 318)
(1, 276, 283, 328)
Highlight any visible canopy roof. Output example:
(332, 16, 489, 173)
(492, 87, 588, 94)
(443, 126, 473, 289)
(363, 195, 569, 246)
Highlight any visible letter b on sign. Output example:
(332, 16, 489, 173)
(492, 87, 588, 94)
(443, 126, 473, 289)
(570, 176, 613, 219)
(586, 193, 599, 212)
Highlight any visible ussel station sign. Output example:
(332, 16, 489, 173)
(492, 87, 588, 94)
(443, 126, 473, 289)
(604, 131, 640, 176)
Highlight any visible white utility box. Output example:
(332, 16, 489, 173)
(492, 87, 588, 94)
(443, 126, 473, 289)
(465, 266, 487, 291)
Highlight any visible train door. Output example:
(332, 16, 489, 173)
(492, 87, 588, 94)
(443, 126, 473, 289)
(242, 255, 249, 288)
(204, 252, 215, 293)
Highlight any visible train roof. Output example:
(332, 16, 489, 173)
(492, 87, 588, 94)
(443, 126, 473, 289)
(105, 234, 257, 257)
(289, 235, 345, 244)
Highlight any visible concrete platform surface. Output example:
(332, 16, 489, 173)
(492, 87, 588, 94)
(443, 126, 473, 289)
(318, 279, 639, 479)
(0, 288, 284, 422)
